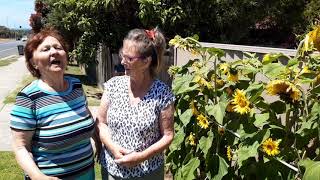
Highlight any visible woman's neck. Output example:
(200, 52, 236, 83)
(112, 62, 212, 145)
(40, 75, 67, 92)
(129, 73, 153, 97)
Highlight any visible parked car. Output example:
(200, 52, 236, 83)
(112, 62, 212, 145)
(21, 36, 28, 41)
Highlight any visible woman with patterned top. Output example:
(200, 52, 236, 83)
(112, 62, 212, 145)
(10, 27, 96, 180)
(96, 28, 175, 180)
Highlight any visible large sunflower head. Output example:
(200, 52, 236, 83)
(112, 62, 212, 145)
(266, 80, 301, 102)
(262, 138, 280, 156)
(196, 114, 209, 129)
(232, 89, 251, 114)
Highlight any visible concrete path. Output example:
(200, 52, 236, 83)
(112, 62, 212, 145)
(0, 56, 29, 151)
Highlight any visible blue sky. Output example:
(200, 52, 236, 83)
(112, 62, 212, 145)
(0, 0, 34, 29)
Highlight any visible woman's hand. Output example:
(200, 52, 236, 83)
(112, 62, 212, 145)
(110, 144, 132, 160)
(114, 151, 144, 168)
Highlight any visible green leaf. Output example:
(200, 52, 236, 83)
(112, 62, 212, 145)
(302, 161, 320, 180)
(198, 130, 214, 157)
(270, 101, 286, 114)
(207, 47, 225, 58)
(262, 53, 285, 65)
(246, 83, 264, 102)
(262, 63, 286, 79)
(169, 129, 185, 151)
(180, 109, 193, 126)
(174, 169, 183, 180)
(237, 142, 260, 168)
(181, 157, 200, 180)
(212, 155, 229, 180)
(254, 113, 269, 127)
(205, 102, 227, 125)
(172, 74, 199, 95)
(287, 58, 299, 67)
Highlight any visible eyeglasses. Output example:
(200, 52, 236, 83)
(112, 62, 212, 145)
(120, 54, 146, 62)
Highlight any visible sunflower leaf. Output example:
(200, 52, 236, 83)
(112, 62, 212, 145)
(262, 63, 286, 79)
(198, 130, 214, 157)
(205, 102, 227, 125)
(237, 141, 259, 168)
(180, 109, 193, 126)
(181, 157, 200, 180)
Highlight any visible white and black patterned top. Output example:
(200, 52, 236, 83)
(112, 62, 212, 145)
(100, 75, 175, 178)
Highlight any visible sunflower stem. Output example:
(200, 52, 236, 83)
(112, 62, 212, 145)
(213, 56, 217, 104)
(276, 159, 299, 173)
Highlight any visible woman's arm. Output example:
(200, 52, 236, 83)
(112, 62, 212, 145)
(115, 103, 175, 167)
(11, 129, 60, 180)
(96, 92, 130, 160)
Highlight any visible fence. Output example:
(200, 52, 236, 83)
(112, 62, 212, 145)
(94, 44, 174, 88)
(92, 43, 297, 88)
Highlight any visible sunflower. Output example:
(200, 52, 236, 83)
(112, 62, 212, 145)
(197, 114, 209, 129)
(190, 101, 199, 116)
(188, 133, 196, 146)
(262, 138, 280, 156)
(195, 75, 213, 90)
(227, 68, 239, 82)
(232, 89, 251, 114)
(304, 26, 320, 52)
(227, 73, 239, 82)
(266, 80, 301, 102)
(219, 63, 230, 75)
(227, 146, 232, 161)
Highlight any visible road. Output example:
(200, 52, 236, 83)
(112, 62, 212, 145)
(0, 40, 25, 59)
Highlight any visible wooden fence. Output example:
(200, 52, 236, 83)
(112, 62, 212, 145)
(94, 44, 174, 88)
(90, 43, 297, 89)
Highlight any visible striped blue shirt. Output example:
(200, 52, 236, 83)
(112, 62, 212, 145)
(10, 76, 95, 179)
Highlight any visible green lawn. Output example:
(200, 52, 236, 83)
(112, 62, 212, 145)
(0, 56, 18, 67)
(0, 152, 23, 180)
(3, 64, 102, 106)
(0, 152, 102, 180)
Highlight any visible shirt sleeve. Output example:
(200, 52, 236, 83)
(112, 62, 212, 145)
(159, 85, 176, 111)
(10, 92, 36, 131)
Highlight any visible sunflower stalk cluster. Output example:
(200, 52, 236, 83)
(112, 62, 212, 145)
(166, 27, 320, 180)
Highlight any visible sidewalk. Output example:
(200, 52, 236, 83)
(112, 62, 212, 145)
(0, 56, 29, 151)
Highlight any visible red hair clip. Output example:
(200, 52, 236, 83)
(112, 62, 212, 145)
(145, 29, 156, 41)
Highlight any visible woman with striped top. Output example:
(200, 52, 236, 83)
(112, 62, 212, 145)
(10, 27, 96, 180)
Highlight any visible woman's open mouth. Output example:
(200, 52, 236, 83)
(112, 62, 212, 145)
(50, 59, 61, 65)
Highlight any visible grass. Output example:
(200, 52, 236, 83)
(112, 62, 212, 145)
(0, 152, 24, 180)
(3, 64, 102, 106)
(0, 56, 18, 67)
(0, 152, 102, 180)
